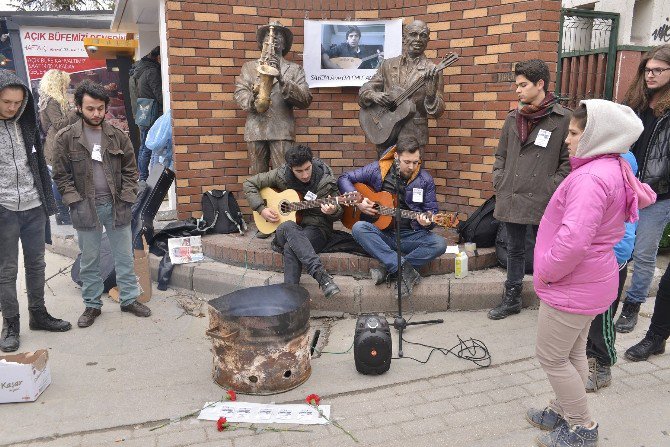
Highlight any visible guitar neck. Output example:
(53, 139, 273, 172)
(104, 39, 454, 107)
(392, 53, 459, 108)
(287, 196, 339, 212)
(377, 205, 431, 221)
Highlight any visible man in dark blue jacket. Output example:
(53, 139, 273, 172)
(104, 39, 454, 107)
(338, 135, 446, 298)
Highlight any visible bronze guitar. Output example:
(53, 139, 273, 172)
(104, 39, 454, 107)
(359, 52, 459, 147)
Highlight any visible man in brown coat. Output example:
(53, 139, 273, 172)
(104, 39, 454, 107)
(488, 59, 571, 320)
(234, 22, 312, 174)
(53, 80, 151, 328)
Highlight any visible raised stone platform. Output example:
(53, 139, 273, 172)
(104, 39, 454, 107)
(202, 223, 499, 277)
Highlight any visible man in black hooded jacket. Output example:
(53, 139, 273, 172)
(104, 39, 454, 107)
(132, 46, 162, 181)
(0, 69, 71, 352)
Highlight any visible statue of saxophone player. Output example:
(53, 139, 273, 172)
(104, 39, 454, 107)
(234, 22, 313, 174)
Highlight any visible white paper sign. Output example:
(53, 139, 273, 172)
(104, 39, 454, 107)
(91, 144, 102, 162)
(198, 401, 331, 425)
(168, 236, 204, 264)
(445, 245, 460, 254)
(412, 187, 423, 203)
(535, 129, 551, 148)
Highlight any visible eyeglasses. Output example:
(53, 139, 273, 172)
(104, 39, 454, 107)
(644, 67, 670, 77)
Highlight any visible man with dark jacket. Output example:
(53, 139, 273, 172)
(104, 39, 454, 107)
(488, 59, 571, 320)
(0, 69, 71, 352)
(53, 80, 151, 328)
(243, 145, 341, 298)
(618, 45, 670, 357)
(338, 134, 447, 299)
(132, 46, 162, 181)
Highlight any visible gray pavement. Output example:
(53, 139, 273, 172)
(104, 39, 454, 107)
(0, 245, 668, 446)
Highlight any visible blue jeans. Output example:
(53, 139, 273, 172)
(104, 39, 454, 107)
(351, 221, 446, 274)
(626, 198, 670, 304)
(77, 202, 139, 308)
(137, 126, 152, 181)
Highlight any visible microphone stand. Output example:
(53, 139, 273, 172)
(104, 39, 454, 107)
(391, 160, 443, 358)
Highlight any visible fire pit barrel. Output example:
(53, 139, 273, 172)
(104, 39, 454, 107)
(206, 284, 311, 394)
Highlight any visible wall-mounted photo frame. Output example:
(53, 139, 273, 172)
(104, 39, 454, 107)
(303, 19, 403, 88)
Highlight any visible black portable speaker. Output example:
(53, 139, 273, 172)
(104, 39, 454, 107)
(354, 315, 392, 375)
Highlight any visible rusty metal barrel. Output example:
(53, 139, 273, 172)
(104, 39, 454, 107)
(206, 284, 311, 395)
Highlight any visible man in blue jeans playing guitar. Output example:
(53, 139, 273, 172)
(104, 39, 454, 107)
(243, 145, 343, 298)
(338, 134, 447, 299)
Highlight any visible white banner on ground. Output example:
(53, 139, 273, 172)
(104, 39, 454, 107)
(198, 401, 331, 425)
(303, 19, 402, 88)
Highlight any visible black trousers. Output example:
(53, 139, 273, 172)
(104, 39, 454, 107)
(586, 263, 628, 366)
(505, 222, 538, 288)
(274, 222, 327, 284)
(649, 261, 670, 340)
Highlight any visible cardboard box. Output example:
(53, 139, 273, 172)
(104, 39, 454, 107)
(109, 236, 151, 304)
(0, 350, 51, 403)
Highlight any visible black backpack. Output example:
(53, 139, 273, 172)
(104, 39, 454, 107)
(457, 196, 500, 248)
(495, 223, 536, 273)
(200, 190, 247, 235)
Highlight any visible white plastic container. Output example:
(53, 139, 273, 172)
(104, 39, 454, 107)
(455, 251, 469, 279)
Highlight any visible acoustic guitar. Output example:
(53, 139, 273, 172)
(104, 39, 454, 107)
(359, 52, 459, 147)
(253, 188, 362, 235)
(341, 183, 458, 230)
(330, 51, 384, 69)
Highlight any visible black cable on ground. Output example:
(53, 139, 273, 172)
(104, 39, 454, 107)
(392, 335, 491, 367)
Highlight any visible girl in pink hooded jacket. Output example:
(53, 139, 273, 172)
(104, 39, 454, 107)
(526, 99, 655, 447)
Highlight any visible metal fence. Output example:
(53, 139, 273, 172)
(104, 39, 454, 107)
(557, 8, 619, 108)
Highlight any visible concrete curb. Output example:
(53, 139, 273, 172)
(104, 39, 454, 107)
(48, 232, 664, 312)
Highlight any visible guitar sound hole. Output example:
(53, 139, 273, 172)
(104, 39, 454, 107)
(279, 202, 289, 214)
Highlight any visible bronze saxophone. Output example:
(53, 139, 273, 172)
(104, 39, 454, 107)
(253, 25, 280, 114)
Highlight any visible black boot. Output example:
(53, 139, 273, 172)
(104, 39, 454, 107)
(625, 331, 667, 362)
(397, 262, 421, 299)
(315, 269, 340, 298)
(615, 301, 640, 333)
(29, 308, 72, 332)
(488, 285, 522, 320)
(0, 316, 20, 353)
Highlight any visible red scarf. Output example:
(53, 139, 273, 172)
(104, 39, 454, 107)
(516, 92, 557, 144)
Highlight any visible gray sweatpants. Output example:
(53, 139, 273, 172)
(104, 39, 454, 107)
(535, 301, 595, 426)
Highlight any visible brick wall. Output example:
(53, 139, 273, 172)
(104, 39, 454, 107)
(166, 0, 561, 220)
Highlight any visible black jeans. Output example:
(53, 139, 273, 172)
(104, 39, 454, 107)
(586, 263, 628, 366)
(0, 206, 47, 319)
(649, 261, 670, 340)
(505, 222, 538, 288)
(274, 222, 327, 284)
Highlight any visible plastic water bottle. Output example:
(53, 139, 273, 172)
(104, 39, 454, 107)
(455, 251, 469, 279)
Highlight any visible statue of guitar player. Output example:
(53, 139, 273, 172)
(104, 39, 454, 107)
(358, 20, 445, 156)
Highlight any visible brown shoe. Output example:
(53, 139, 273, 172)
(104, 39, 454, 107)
(77, 307, 101, 328)
(121, 301, 151, 318)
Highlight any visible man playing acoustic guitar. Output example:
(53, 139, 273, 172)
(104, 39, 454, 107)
(338, 135, 447, 299)
(243, 145, 342, 298)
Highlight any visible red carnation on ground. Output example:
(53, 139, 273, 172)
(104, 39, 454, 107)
(216, 417, 228, 432)
(305, 393, 321, 405)
(226, 389, 236, 401)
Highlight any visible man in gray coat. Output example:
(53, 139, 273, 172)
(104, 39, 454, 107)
(488, 59, 571, 320)
(0, 69, 71, 352)
(132, 46, 162, 182)
(234, 22, 312, 175)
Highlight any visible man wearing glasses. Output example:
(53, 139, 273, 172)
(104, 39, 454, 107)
(337, 134, 447, 299)
(616, 45, 670, 359)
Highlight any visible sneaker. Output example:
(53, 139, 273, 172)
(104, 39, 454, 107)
(624, 331, 666, 362)
(397, 263, 420, 299)
(121, 301, 152, 317)
(488, 284, 522, 320)
(29, 308, 72, 332)
(77, 307, 102, 328)
(537, 422, 598, 447)
(315, 269, 340, 298)
(0, 316, 20, 352)
(585, 358, 611, 392)
(526, 407, 566, 431)
(614, 301, 640, 333)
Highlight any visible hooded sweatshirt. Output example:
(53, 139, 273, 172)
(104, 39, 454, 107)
(533, 99, 653, 315)
(0, 70, 41, 211)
